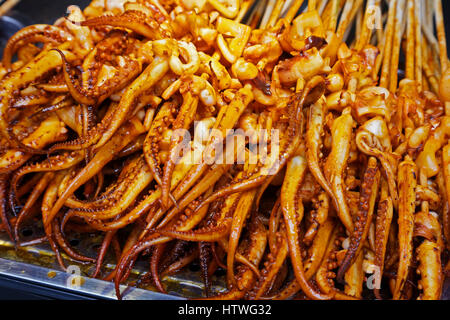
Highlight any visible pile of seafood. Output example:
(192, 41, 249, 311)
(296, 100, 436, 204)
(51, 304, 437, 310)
(0, 0, 449, 300)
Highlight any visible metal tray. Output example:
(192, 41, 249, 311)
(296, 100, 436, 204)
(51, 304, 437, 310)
(0, 230, 227, 300)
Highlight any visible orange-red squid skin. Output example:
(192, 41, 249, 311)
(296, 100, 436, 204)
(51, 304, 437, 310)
(2, 24, 72, 71)
(281, 155, 332, 300)
(79, 10, 167, 39)
(337, 157, 380, 282)
(393, 157, 417, 300)
(324, 107, 355, 232)
(201, 215, 267, 300)
(14, 172, 55, 242)
(373, 180, 393, 299)
(306, 99, 338, 210)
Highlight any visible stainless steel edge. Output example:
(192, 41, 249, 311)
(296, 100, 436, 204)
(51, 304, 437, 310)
(0, 258, 184, 300)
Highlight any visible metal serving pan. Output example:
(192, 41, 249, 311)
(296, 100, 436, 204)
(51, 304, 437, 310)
(0, 0, 449, 300)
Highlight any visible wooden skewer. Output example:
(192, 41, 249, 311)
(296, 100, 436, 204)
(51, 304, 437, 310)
(354, 5, 363, 45)
(248, 0, 266, 29)
(356, 0, 376, 51)
(267, 0, 286, 28)
(414, 0, 422, 90)
(317, 0, 328, 15)
(280, 0, 294, 18)
(260, 0, 277, 29)
(308, 0, 317, 11)
(327, 0, 339, 33)
(235, 0, 256, 22)
(389, 0, 407, 93)
(0, 0, 21, 18)
(340, 0, 364, 43)
(434, 0, 448, 74)
(422, 43, 440, 94)
(375, 0, 383, 46)
(284, 0, 305, 23)
(434, 0, 450, 115)
(336, 0, 355, 41)
(405, 0, 415, 80)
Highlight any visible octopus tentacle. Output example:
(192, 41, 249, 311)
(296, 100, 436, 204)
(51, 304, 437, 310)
(161, 93, 198, 209)
(393, 156, 417, 299)
(343, 250, 365, 299)
(2, 25, 72, 71)
(336, 157, 380, 282)
(315, 227, 358, 300)
(41, 172, 66, 270)
(150, 243, 167, 293)
(306, 98, 338, 209)
(71, 157, 153, 220)
(249, 227, 288, 300)
(0, 116, 68, 173)
(52, 217, 96, 263)
(416, 240, 443, 300)
(14, 172, 55, 242)
(80, 10, 165, 39)
(304, 191, 330, 244)
(48, 103, 116, 152)
(157, 221, 231, 242)
(0, 49, 76, 146)
(282, 155, 332, 300)
(270, 219, 336, 299)
(226, 188, 257, 286)
(92, 230, 116, 278)
(198, 241, 212, 297)
(203, 214, 267, 300)
(324, 107, 354, 232)
(45, 118, 145, 228)
(94, 56, 168, 149)
(10, 151, 85, 198)
(374, 178, 393, 299)
(143, 101, 173, 191)
(356, 117, 399, 208)
(55, 48, 141, 106)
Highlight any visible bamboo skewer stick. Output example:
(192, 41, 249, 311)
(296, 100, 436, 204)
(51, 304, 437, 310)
(354, 5, 363, 46)
(248, 0, 266, 29)
(356, 0, 376, 51)
(260, 0, 277, 29)
(280, 0, 294, 18)
(434, 0, 450, 115)
(308, 0, 317, 11)
(327, 0, 339, 33)
(389, 0, 407, 93)
(318, 0, 328, 15)
(0, 0, 21, 18)
(336, 0, 355, 41)
(422, 43, 440, 94)
(405, 0, 415, 81)
(340, 0, 365, 43)
(375, 0, 383, 46)
(283, 0, 304, 23)
(267, 0, 286, 28)
(414, 0, 422, 90)
(435, 0, 448, 74)
(235, 0, 256, 22)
